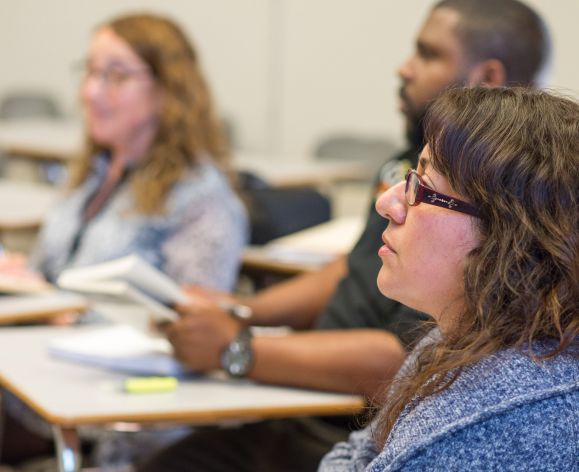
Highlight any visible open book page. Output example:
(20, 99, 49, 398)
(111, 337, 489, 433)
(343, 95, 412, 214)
(48, 324, 187, 376)
(57, 255, 187, 322)
(0, 291, 88, 324)
(57, 278, 178, 322)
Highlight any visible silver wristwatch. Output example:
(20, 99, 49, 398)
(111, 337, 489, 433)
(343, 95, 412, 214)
(220, 327, 254, 378)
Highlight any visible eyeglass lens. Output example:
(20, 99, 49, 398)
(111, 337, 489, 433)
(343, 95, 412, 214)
(405, 171, 419, 205)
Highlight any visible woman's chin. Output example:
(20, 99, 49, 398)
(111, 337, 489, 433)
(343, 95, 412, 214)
(377, 269, 418, 311)
(377, 269, 398, 300)
(87, 125, 114, 146)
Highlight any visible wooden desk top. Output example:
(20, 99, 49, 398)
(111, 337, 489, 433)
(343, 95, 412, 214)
(0, 120, 370, 186)
(0, 325, 364, 428)
(242, 216, 365, 275)
(0, 291, 87, 325)
(0, 119, 83, 162)
(0, 179, 61, 230)
(234, 152, 370, 188)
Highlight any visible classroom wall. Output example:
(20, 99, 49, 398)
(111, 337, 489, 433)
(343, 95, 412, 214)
(0, 0, 577, 159)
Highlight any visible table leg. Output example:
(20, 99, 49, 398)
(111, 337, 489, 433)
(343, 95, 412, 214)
(52, 426, 81, 472)
(0, 390, 4, 460)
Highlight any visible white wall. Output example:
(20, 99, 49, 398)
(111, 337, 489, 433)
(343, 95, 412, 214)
(0, 0, 577, 159)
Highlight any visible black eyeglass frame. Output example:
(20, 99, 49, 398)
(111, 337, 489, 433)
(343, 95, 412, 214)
(405, 169, 480, 217)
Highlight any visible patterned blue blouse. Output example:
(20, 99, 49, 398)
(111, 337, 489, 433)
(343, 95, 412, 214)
(32, 154, 248, 291)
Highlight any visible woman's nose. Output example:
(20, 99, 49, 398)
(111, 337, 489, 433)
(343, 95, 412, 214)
(375, 180, 407, 225)
(397, 54, 414, 82)
(80, 75, 103, 104)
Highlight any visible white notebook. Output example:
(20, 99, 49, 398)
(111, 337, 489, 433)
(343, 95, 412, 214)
(57, 255, 188, 322)
(48, 324, 187, 376)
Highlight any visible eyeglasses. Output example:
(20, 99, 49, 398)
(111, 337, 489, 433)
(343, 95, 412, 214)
(405, 169, 480, 217)
(78, 63, 152, 88)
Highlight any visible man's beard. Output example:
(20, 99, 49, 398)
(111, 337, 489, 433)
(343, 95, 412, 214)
(405, 110, 426, 150)
(399, 86, 426, 150)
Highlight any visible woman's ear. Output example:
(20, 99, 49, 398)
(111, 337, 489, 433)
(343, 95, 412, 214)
(466, 59, 507, 87)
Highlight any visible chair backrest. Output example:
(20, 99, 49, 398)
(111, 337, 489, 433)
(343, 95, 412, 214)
(314, 134, 398, 174)
(0, 92, 63, 119)
(238, 171, 331, 245)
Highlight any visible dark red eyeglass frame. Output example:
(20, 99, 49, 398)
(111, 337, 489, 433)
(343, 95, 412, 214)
(405, 169, 480, 217)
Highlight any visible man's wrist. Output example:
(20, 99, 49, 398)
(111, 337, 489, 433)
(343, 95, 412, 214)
(220, 326, 254, 378)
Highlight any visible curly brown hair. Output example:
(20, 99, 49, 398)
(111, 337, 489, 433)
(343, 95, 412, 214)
(71, 13, 230, 214)
(375, 87, 579, 445)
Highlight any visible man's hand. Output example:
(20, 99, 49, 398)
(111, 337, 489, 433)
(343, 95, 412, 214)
(165, 301, 241, 372)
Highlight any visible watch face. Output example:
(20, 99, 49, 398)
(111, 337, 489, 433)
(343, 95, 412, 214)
(221, 333, 253, 377)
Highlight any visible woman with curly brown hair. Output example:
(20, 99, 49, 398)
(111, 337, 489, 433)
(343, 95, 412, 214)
(320, 86, 578, 471)
(33, 12, 247, 291)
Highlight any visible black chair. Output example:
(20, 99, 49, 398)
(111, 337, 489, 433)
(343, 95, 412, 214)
(238, 171, 331, 245)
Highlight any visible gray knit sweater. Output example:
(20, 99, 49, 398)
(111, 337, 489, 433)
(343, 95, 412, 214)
(320, 335, 578, 471)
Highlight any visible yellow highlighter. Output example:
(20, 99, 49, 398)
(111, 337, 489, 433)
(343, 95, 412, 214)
(124, 376, 179, 394)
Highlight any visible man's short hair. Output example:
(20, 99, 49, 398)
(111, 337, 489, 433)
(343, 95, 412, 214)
(436, 0, 551, 86)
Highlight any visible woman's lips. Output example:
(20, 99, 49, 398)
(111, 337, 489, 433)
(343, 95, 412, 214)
(378, 235, 396, 257)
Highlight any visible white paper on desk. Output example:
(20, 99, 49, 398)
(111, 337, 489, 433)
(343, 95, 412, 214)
(260, 246, 336, 266)
(271, 216, 364, 253)
(263, 216, 365, 264)
(57, 255, 187, 322)
(48, 324, 187, 377)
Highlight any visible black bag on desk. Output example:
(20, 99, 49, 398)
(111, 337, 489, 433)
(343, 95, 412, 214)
(239, 171, 331, 245)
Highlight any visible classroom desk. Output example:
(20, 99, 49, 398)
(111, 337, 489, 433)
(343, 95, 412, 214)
(242, 215, 365, 276)
(0, 324, 363, 472)
(0, 179, 60, 231)
(0, 120, 370, 187)
(235, 152, 370, 188)
(0, 119, 83, 162)
(0, 291, 87, 324)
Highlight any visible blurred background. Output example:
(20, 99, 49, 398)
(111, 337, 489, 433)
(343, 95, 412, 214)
(1, 0, 577, 158)
(0, 0, 577, 255)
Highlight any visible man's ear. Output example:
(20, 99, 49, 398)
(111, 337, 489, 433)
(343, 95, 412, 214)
(466, 59, 507, 87)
